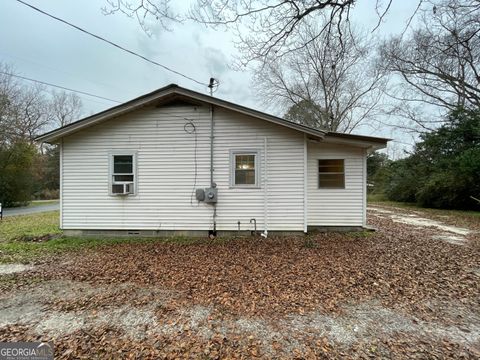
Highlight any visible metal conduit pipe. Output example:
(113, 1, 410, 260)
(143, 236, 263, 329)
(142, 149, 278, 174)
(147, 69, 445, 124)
(209, 103, 217, 238)
(210, 104, 214, 188)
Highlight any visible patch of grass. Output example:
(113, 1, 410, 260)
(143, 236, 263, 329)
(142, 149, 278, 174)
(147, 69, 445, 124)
(367, 193, 389, 202)
(303, 241, 317, 249)
(303, 237, 318, 249)
(27, 200, 59, 208)
(0, 236, 165, 264)
(370, 199, 480, 218)
(0, 273, 44, 289)
(0, 211, 61, 242)
(0, 233, 243, 264)
(0, 210, 225, 263)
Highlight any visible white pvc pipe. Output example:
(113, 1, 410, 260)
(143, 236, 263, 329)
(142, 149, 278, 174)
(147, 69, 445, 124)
(262, 137, 268, 238)
(303, 133, 308, 233)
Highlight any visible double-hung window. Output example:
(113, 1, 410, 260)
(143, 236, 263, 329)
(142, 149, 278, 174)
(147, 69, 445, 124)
(318, 159, 345, 188)
(231, 150, 259, 187)
(109, 152, 136, 195)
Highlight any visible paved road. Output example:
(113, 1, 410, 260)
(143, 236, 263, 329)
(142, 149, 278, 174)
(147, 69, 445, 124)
(2, 203, 60, 217)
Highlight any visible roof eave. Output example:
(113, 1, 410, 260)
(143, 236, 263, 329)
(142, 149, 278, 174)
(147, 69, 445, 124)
(173, 88, 326, 139)
(36, 85, 326, 143)
(322, 132, 389, 151)
(36, 85, 180, 143)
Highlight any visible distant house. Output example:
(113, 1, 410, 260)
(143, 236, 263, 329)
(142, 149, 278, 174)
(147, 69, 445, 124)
(37, 84, 388, 237)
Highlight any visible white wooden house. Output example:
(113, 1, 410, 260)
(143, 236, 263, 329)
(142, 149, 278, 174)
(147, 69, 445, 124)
(37, 84, 388, 237)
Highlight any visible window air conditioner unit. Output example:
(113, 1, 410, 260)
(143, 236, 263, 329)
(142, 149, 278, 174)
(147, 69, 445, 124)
(124, 183, 134, 194)
(114, 183, 134, 195)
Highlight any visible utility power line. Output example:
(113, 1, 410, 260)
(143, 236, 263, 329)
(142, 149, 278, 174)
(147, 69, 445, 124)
(16, 0, 207, 87)
(0, 48, 118, 91)
(0, 71, 121, 103)
(1, 71, 207, 121)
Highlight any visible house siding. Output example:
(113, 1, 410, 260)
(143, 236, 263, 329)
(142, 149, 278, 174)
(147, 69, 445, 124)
(61, 105, 305, 232)
(307, 142, 365, 226)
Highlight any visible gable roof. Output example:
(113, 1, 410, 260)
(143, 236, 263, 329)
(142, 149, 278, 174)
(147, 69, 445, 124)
(36, 84, 389, 149)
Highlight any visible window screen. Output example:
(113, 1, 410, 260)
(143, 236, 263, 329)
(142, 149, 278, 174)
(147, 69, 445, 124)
(318, 159, 345, 188)
(233, 153, 257, 186)
(113, 155, 133, 174)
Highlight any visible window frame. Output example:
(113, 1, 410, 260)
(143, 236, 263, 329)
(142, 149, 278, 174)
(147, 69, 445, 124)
(318, 159, 345, 189)
(230, 149, 261, 188)
(108, 151, 137, 196)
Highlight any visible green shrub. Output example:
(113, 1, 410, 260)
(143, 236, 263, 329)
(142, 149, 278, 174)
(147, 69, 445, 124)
(383, 107, 480, 210)
(0, 141, 38, 207)
(34, 189, 60, 200)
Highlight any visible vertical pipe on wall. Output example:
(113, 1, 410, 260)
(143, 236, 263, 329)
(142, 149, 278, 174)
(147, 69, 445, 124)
(303, 134, 308, 233)
(210, 105, 214, 187)
(59, 138, 64, 229)
(262, 137, 268, 238)
(362, 148, 368, 227)
(210, 104, 217, 235)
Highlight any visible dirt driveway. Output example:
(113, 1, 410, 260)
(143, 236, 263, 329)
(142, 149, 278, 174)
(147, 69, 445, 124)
(1, 205, 479, 358)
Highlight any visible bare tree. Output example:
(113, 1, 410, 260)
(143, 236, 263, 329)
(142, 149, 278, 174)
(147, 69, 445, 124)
(0, 63, 83, 144)
(102, 0, 180, 35)
(13, 84, 51, 141)
(254, 21, 385, 132)
(0, 64, 22, 144)
(378, 0, 480, 131)
(0, 65, 49, 143)
(49, 91, 83, 128)
(190, 0, 355, 66)
(0, 63, 84, 204)
(103, 0, 423, 65)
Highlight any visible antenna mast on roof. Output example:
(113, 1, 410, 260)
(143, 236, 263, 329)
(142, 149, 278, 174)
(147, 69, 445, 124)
(206, 77, 219, 239)
(208, 78, 219, 96)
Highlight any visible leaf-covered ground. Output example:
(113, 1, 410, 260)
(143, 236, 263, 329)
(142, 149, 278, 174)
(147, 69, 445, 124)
(0, 206, 479, 359)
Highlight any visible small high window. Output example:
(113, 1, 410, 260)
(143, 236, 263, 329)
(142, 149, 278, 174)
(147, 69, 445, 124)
(231, 151, 259, 187)
(109, 152, 136, 195)
(318, 159, 345, 188)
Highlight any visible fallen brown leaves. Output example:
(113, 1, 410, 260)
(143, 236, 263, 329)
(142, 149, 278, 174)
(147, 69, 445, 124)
(1, 209, 479, 358)
(34, 229, 479, 322)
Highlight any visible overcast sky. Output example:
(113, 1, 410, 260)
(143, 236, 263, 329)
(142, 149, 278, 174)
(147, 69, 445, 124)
(0, 0, 423, 155)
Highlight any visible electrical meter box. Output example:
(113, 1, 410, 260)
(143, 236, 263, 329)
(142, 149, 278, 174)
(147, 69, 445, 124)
(195, 188, 205, 201)
(204, 187, 218, 204)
